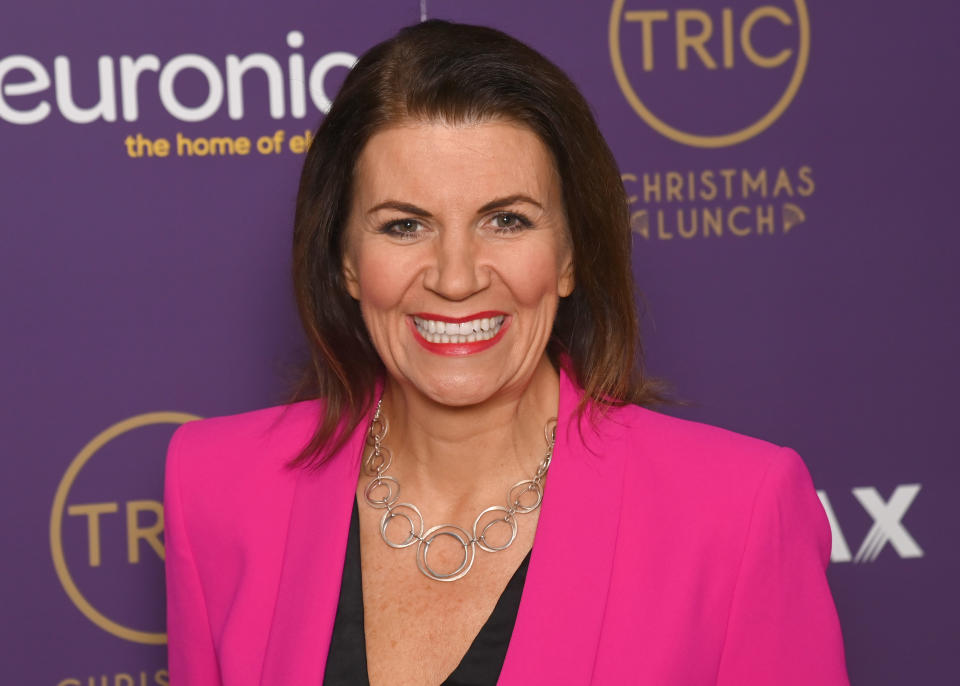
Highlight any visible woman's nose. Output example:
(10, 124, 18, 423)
(423, 231, 488, 301)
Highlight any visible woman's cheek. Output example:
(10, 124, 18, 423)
(359, 249, 413, 304)
(506, 253, 564, 305)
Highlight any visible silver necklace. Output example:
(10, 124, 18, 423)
(362, 399, 556, 582)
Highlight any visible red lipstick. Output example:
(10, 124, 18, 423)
(408, 312, 510, 356)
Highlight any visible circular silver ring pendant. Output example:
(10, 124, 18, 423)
(473, 506, 519, 553)
(364, 475, 399, 509)
(379, 502, 424, 549)
(416, 525, 476, 582)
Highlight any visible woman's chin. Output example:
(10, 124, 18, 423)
(401, 373, 507, 409)
(422, 385, 498, 409)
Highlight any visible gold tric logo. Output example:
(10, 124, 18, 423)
(50, 412, 199, 644)
(609, 1, 811, 147)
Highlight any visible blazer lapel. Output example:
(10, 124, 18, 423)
(498, 368, 626, 685)
(259, 408, 370, 685)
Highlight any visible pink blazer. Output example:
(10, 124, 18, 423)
(165, 368, 849, 685)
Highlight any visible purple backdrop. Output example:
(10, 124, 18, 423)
(2, 1, 957, 684)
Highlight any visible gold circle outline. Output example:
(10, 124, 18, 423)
(49, 411, 201, 645)
(609, 0, 810, 148)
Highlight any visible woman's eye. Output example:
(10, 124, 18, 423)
(382, 218, 423, 238)
(491, 212, 531, 233)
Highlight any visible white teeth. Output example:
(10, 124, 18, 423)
(413, 315, 506, 344)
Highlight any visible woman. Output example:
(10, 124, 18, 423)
(165, 20, 849, 686)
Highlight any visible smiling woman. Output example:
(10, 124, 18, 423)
(340, 121, 574, 409)
(288, 21, 653, 465)
(164, 19, 850, 686)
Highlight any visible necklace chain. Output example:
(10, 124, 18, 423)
(361, 399, 557, 582)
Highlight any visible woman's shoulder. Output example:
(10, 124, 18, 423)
(171, 398, 323, 456)
(594, 402, 829, 559)
(166, 398, 325, 495)
(598, 402, 788, 463)
(595, 402, 818, 519)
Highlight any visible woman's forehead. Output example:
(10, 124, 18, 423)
(352, 120, 561, 211)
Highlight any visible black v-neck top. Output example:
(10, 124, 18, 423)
(323, 499, 531, 685)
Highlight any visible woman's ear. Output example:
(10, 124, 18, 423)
(342, 249, 361, 300)
(558, 250, 575, 298)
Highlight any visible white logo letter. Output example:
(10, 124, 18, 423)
(158, 54, 224, 122)
(0, 55, 51, 124)
(308, 52, 356, 114)
(54, 55, 118, 123)
(852, 484, 923, 562)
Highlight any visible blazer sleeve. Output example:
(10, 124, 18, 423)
(715, 448, 850, 686)
(165, 422, 223, 685)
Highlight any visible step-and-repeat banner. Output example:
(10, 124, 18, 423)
(3, 1, 956, 684)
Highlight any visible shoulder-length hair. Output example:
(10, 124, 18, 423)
(288, 20, 660, 468)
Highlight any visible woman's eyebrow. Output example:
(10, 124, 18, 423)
(367, 200, 432, 216)
(478, 194, 543, 212)
(368, 195, 543, 217)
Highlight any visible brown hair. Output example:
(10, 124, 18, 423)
(288, 20, 661, 468)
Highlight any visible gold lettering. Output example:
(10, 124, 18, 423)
(722, 8, 735, 68)
(67, 502, 118, 567)
(123, 133, 170, 158)
(719, 168, 737, 199)
(741, 7, 793, 68)
(642, 172, 662, 203)
(729, 206, 751, 236)
(656, 209, 673, 239)
(742, 168, 768, 198)
(126, 500, 165, 563)
(677, 209, 698, 238)
(772, 167, 795, 197)
(624, 10, 669, 71)
(756, 205, 775, 234)
(175, 132, 192, 157)
(665, 171, 684, 202)
(676, 10, 716, 70)
(700, 170, 717, 201)
(797, 165, 815, 196)
(703, 207, 723, 237)
(208, 137, 237, 155)
(289, 134, 307, 154)
(630, 210, 650, 238)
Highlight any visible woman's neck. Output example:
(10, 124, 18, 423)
(372, 355, 561, 520)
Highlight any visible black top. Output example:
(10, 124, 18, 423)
(323, 499, 531, 685)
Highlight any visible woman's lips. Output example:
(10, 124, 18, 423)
(409, 312, 509, 355)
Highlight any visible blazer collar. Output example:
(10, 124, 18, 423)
(498, 367, 624, 684)
(260, 367, 624, 685)
(259, 400, 372, 685)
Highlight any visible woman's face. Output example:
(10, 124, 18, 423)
(342, 119, 574, 408)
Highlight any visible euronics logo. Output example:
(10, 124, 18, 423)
(0, 31, 355, 125)
(817, 485, 924, 564)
